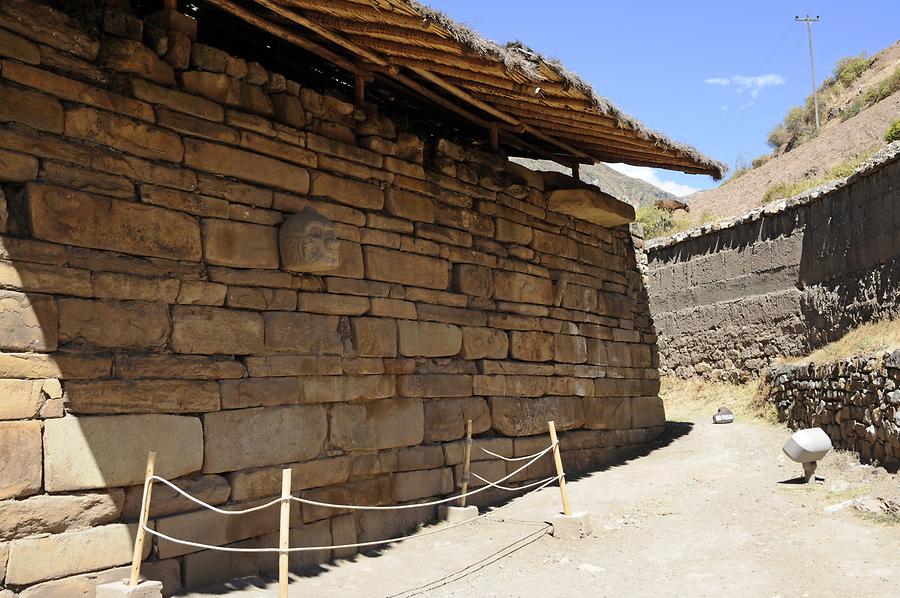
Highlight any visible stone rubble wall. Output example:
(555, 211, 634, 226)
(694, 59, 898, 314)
(646, 143, 900, 381)
(0, 1, 665, 595)
(765, 350, 900, 472)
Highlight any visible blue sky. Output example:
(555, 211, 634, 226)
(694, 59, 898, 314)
(425, 0, 900, 195)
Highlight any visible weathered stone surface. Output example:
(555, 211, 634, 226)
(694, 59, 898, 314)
(397, 320, 461, 357)
(0, 379, 44, 419)
(0, 421, 41, 499)
(92, 272, 180, 303)
(0, 0, 99, 60)
(101, 38, 174, 85)
(228, 456, 350, 501)
(264, 312, 342, 354)
(183, 139, 309, 194)
(220, 377, 300, 409)
(384, 188, 435, 223)
(28, 184, 201, 261)
(357, 504, 436, 544)
(271, 93, 305, 128)
(548, 188, 635, 227)
(64, 106, 182, 162)
(0, 146, 38, 182)
(495, 218, 533, 245)
(370, 297, 416, 319)
(364, 246, 448, 290)
(351, 317, 397, 357)
(0, 352, 110, 380)
(423, 397, 490, 442)
(298, 292, 370, 315)
(331, 399, 424, 450)
(460, 326, 509, 360)
(393, 468, 453, 502)
(493, 271, 553, 305)
(65, 380, 220, 414)
(244, 355, 342, 377)
(5, 523, 145, 585)
(301, 375, 395, 403)
(583, 397, 632, 430)
(279, 210, 340, 273)
(509, 331, 555, 362)
(123, 475, 230, 519)
(301, 477, 391, 522)
(0, 27, 40, 64)
(58, 299, 170, 351)
(0, 290, 57, 352)
(202, 219, 279, 269)
(555, 334, 588, 364)
(453, 264, 493, 298)
(397, 445, 445, 472)
(309, 171, 383, 210)
(0, 83, 64, 133)
(181, 71, 273, 115)
(16, 559, 181, 598)
(0, 490, 123, 541)
(491, 396, 584, 436)
(191, 44, 228, 72)
(631, 396, 666, 428)
(171, 306, 264, 355)
(43, 415, 203, 491)
(203, 405, 327, 473)
(397, 374, 472, 398)
(38, 160, 134, 199)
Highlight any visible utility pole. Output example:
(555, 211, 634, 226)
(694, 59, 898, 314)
(795, 15, 821, 129)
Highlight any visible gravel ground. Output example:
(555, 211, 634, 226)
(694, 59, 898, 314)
(179, 419, 899, 597)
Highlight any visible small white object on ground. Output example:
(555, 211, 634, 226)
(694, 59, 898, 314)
(782, 427, 832, 482)
(548, 511, 592, 540)
(438, 505, 479, 524)
(95, 580, 163, 598)
(713, 406, 735, 424)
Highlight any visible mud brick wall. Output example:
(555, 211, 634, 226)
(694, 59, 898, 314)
(766, 350, 900, 472)
(0, 1, 665, 595)
(646, 144, 900, 382)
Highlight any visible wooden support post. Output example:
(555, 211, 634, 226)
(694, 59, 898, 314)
(164, 0, 177, 9)
(354, 73, 366, 108)
(129, 451, 157, 587)
(279, 468, 291, 598)
(547, 421, 572, 516)
(459, 419, 473, 507)
(489, 122, 499, 152)
(572, 163, 580, 181)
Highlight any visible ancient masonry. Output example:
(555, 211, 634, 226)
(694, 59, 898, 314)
(766, 350, 900, 472)
(0, 1, 672, 595)
(646, 143, 900, 382)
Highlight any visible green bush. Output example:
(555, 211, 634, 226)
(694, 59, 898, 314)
(886, 120, 900, 143)
(760, 150, 875, 204)
(842, 66, 900, 120)
(635, 205, 674, 239)
(832, 53, 871, 87)
(751, 154, 771, 169)
(766, 124, 790, 149)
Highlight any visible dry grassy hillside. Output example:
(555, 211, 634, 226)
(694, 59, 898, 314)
(685, 42, 900, 222)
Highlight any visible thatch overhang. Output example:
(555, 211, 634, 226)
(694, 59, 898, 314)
(190, 0, 726, 179)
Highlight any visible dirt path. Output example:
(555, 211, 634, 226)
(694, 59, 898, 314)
(181, 420, 899, 597)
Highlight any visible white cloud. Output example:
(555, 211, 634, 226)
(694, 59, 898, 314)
(704, 74, 785, 98)
(606, 163, 700, 197)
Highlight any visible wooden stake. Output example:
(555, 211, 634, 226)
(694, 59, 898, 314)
(572, 163, 580, 181)
(279, 468, 292, 598)
(489, 122, 499, 152)
(547, 421, 572, 516)
(164, 0, 177, 9)
(459, 419, 473, 507)
(129, 451, 156, 587)
(354, 73, 366, 108)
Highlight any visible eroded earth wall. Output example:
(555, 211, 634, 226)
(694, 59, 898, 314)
(646, 144, 900, 381)
(0, 1, 664, 595)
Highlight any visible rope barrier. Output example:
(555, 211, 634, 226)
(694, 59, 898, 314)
(473, 442, 550, 463)
(140, 475, 561, 554)
(469, 473, 556, 492)
(148, 476, 284, 514)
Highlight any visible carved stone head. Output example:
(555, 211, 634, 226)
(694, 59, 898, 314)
(279, 209, 340, 273)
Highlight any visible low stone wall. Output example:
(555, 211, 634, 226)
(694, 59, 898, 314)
(766, 350, 900, 472)
(646, 143, 900, 381)
(0, 1, 664, 595)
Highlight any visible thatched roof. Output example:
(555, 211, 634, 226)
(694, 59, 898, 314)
(201, 0, 726, 178)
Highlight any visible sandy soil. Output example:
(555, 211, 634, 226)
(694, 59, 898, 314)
(180, 419, 899, 597)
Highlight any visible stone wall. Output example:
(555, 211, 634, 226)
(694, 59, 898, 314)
(766, 350, 900, 472)
(646, 143, 900, 381)
(0, 1, 664, 595)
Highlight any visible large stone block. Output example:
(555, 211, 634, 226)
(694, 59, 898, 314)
(0, 146, 38, 182)
(58, 298, 169, 351)
(453, 264, 494, 298)
(301, 477, 391, 522)
(114, 354, 244, 380)
(0, 421, 41, 499)
(0, 82, 64, 133)
(331, 398, 424, 450)
(364, 246, 448, 290)
(509, 331, 555, 362)
(28, 184, 201, 261)
(0, 0, 99, 60)
(0, 490, 123, 541)
(13, 559, 181, 598)
(123, 475, 230, 519)
(0, 378, 43, 419)
(0, 290, 56, 351)
(493, 271, 553, 305)
(228, 456, 350, 502)
(65, 380, 220, 414)
(460, 326, 508, 360)
(397, 320, 461, 357)
(64, 106, 182, 162)
(202, 405, 327, 473)
(132, 79, 224, 122)
(184, 139, 308, 194)
(631, 396, 666, 428)
(301, 375, 395, 403)
(491, 396, 584, 436)
(350, 317, 397, 357)
(423, 397, 490, 442)
(0, 352, 111, 380)
(392, 468, 453, 502)
(5, 523, 144, 585)
(171, 306, 264, 355)
(220, 377, 300, 409)
(397, 374, 472, 398)
(201, 218, 279, 269)
(384, 188, 435, 223)
(264, 312, 342, 354)
(101, 38, 174, 86)
(244, 355, 341, 377)
(309, 171, 383, 210)
(555, 334, 588, 364)
(180, 71, 273, 115)
(583, 396, 632, 430)
(43, 415, 203, 491)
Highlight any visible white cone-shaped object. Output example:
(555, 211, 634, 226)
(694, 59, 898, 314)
(783, 427, 832, 463)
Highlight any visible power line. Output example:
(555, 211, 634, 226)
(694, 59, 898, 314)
(795, 15, 822, 129)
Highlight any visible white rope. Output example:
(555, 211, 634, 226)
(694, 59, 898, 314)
(469, 473, 556, 492)
(290, 442, 556, 511)
(140, 475, 561, 554)
(473, 442, 550, 463)
(148, 476, 283, 514)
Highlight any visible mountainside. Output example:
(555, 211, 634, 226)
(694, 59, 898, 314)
(511, 158, 674, 208)
(685, 41, 900, 223)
